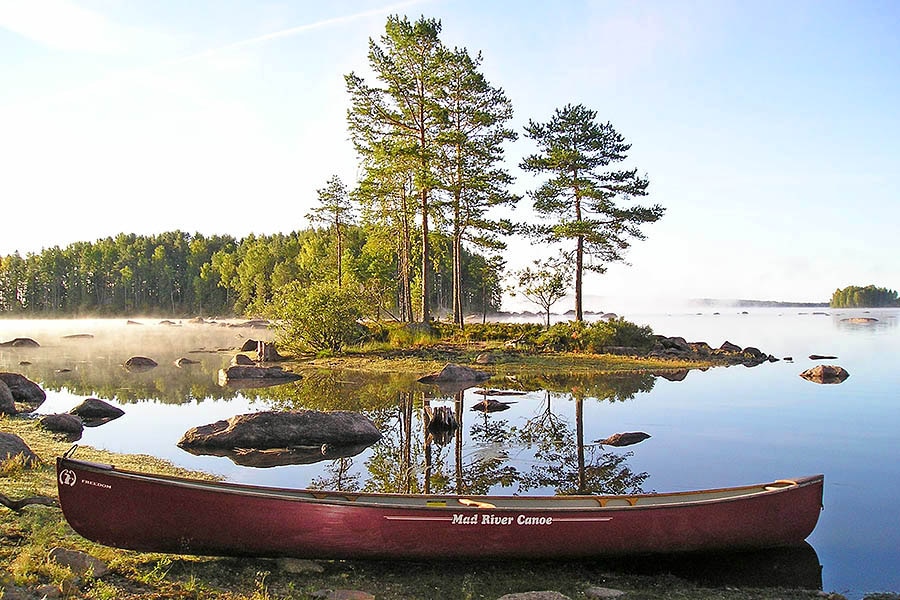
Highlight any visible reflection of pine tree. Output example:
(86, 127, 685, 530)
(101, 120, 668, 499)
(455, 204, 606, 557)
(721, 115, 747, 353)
(517, 392, 648, 495)
(308, 457, 361, 493)
(517, 390, 570, 447)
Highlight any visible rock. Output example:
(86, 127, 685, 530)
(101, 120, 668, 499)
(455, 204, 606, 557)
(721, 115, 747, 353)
(0, 372, 46, 405)
(126, 320, 142, 325)
(418, 363, 491, 384)
(61, 333, 94, 339)
(656, 336, 690, 352)
(47, 547, 109, 578)
(474, 352, 495, 364)
(596, 432, 651, 447)
(0, 432, 40, 466)
(40, 414, 84, 435)
(69, 398, 125, 422)
(276, 558, 325, 574)
(175, 357, 200, 367)
(240, 339, 259, 352)
(178, 410, 382, 450)
(800, 365, 850, 384)
(471, 398, 513, 413)
(231, 354, 256, 366)
(497, 592, 572, 600)
(809, 354, 838, 360)
(0, 380, 15, 415)
(841, 317, 878, 323)
(719, 341, 742, 353)
(585, 587, 626, 599)
(123, 356, 158, 371)
(0, 337, 40, 347)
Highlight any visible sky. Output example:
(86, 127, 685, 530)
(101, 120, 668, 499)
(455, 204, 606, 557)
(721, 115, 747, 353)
(1, 0, 898, 311)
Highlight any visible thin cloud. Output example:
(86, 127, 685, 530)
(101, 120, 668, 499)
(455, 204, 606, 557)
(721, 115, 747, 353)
(0, 0, 129, 53)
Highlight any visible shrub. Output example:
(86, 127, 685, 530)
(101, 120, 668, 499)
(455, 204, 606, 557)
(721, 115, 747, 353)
(581, 318, 655, 352)
(267, 281, 365, 353)
(534, 318, 654, 353)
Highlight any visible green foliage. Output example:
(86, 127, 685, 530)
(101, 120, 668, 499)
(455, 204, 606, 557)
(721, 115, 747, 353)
(510, 255, 572, 327)
(536, 319, 655, 353)
(831, 284, 900, 308)
(268, 281, 365, 353)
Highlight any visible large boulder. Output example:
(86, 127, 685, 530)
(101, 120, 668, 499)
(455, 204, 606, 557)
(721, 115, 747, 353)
(178, 410, 382, 450)
(800, 365, 850, 384)
(0, 432, 40, 467)
(0, 373, 46, 406)
(0, 380, 15, 415)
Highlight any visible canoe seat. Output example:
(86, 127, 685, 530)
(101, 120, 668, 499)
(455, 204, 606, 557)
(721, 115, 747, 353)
(595, 497, 638, 507)
(458, 498, 496, 509)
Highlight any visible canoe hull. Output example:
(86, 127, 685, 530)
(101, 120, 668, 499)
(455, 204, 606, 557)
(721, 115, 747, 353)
(56, 457, 823, 559)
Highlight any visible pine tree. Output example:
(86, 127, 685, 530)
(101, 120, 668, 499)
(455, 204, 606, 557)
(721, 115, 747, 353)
(521, 104, 664, 321)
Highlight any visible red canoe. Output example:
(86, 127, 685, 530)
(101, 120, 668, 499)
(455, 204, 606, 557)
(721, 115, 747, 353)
(56, 456, 823, 559)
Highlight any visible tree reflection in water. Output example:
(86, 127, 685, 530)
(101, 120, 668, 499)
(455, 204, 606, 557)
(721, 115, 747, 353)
(348, 372, 651, 497)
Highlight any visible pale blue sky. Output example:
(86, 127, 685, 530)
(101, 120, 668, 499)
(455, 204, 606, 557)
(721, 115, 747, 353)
(1, 0, 898, 308)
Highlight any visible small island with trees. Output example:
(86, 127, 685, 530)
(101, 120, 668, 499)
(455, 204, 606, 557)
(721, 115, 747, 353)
(830, 285, 900, 308)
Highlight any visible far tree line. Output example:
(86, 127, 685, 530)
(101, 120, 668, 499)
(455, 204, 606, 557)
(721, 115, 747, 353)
(0, 229, 501, 319)
(1, 15, 664, 325)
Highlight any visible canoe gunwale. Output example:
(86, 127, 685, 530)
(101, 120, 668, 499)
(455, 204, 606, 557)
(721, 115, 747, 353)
(57, 457, 823, 512)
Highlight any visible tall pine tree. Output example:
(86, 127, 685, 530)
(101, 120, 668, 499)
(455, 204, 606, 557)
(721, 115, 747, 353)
(521, 104, 664, 321)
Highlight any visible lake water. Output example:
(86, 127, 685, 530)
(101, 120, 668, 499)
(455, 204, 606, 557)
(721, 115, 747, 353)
(1, 310, 898, 598)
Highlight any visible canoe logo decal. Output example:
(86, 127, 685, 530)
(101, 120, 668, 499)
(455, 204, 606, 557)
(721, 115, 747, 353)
(59, 469, 77, 487)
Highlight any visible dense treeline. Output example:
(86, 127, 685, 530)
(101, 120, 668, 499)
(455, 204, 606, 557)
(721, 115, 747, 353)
(0, 227, 502, 318)
(830, 285, 900, 308)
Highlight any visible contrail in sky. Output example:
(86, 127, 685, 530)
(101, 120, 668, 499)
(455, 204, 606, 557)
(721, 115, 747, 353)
(173, 0, 429, 65)
(5, 0, 429, 108)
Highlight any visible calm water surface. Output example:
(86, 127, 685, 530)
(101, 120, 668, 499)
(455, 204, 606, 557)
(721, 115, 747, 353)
(1, 309, 898, 598)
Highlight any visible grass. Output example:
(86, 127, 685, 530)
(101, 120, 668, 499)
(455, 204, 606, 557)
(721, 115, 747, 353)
(1, 416, 872, 600)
